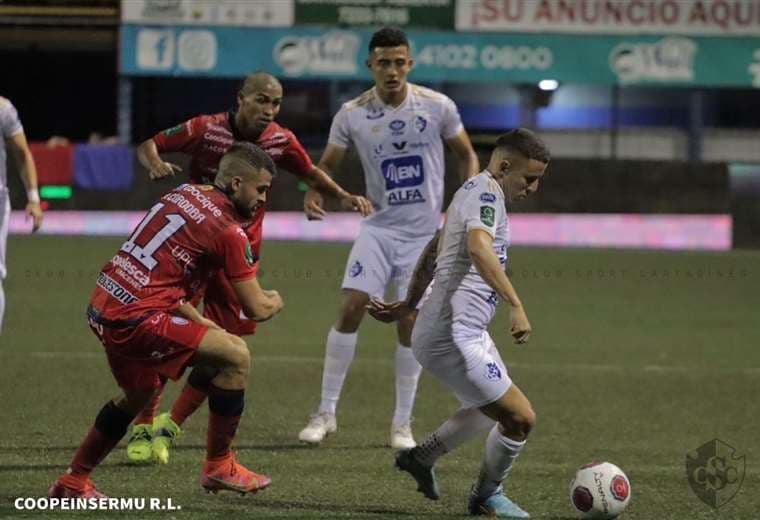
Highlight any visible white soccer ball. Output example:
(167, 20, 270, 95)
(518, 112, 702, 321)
(569, 461, 631, 519)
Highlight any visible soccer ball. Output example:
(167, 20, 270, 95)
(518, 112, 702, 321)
(569, 461, 631, 519)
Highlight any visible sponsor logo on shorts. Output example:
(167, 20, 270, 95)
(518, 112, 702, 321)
(480, 206, 495, 227)
(96, 272, 139, 305)
(349, 260, 363, 278)
(480, 192, 497, 203)
(485, 362, 502, 381)
(171, 317, 189, 326)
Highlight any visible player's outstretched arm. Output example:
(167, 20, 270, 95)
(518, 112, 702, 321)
(136, 138, 182, 180)
(445, 130, 480, 182)
(468, 229, 531, 344)
(367, 230, 440, 323)
(7, 132, 42, 232)
(231, 278, 284, 322)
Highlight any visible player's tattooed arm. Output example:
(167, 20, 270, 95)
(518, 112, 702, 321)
(367, 230, 440, 323)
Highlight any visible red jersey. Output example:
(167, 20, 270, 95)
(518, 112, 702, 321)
(152, 111, 313, 184)
(90, 184, 256, 322)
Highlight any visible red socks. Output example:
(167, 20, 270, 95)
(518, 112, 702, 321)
(170, 383, 207, 426)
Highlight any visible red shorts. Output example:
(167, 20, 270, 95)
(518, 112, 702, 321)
(201, 218, 263, 336)
(88, 311, 208, 391)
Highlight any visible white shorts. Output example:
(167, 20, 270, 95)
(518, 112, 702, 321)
(0, 192, 9, 279)
(341, 225, 430, 301)
(412, 327, 512, 409)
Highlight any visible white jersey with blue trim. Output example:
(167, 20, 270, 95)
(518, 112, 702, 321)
(328, 83, 464, 238)
(419, 170, 510, 342)
(0, 97, 25, 193)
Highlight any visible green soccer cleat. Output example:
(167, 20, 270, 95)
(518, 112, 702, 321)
(152, 412, 182, 465)
(126, 424, 154, 464)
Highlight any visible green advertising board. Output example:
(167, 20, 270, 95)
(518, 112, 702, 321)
(120, 25, 760, 88)
(295, 0, 454, 29)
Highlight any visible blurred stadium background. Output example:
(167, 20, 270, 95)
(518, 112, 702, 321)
(1, 1, 759, 518)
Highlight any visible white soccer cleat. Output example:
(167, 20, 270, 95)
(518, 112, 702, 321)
(298, 412, 337, 444)
(391, 422, 417, 449)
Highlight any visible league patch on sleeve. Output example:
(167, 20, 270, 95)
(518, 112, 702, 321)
(480, 206, 495, 226)
(480, 192, 497, 203)
(162, 124, 184, 137)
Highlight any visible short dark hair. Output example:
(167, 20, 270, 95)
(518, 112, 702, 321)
(368, 27, 409, 54)
(219, 142, 276, 181)
(495, 129, 550, 163)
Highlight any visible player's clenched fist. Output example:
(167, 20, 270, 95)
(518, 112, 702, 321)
(509, 304, 531, 345)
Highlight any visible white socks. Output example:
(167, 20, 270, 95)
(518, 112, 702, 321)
(0, 279, 4, 334)
(318, 328, 358, 415)
(474, 425, 526, 498)
(415, 407, 495, 466)
(392, 344, 422, 426)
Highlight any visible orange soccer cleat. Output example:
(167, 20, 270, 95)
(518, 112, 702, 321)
(200, 453, 271, 495)
(48, 475, 107, 499)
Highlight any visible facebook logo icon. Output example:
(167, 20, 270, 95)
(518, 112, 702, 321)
(382, 156, 424, 190)
(137, 29, 175, 70)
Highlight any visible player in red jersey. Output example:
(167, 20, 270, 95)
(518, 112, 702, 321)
(128, 72, 372, 464)
(48, 143, 284, 498)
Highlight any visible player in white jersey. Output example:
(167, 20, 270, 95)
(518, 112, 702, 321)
(0, 97, 43, 334)
(368, 129, 550, 517)
(299, 27, 479, 448)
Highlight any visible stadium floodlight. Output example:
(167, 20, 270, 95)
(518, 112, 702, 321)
(538, 79, 559, 91)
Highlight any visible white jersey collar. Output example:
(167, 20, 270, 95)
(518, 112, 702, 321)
(372, 84, 411, 112)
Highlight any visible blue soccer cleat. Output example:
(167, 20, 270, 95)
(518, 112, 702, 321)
(468, 490, 530, 518)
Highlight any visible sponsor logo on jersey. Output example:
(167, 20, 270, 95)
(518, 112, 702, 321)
(392, 141, 407, 151)
(382, 156, 424, 190)
(349, 260, 363, 278)
(485, 361, 502, 381)
(171, 317, 189, 326)
(366, 108, 384, 120)
(480, 206, 495, 227)
(389, 119, 406, 135)
(485, 290, 499, 306)
(198, 185, 214, 191)
(463, 180, 476, 190)
(96, 272, 139, 305)
(480, 192, 497, 203)
(373, 144, 384, 156)
(413, 116, 427, 133)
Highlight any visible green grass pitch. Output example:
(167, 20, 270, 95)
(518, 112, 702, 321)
(1, 236, 758, 519)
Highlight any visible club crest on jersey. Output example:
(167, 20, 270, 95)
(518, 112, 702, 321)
(349, 260, 363, 278)
(480, 192, 497, 203)
(485, 362, 502, 381)
(413, 116, 427, 133)
(389, 119, 406, 135)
